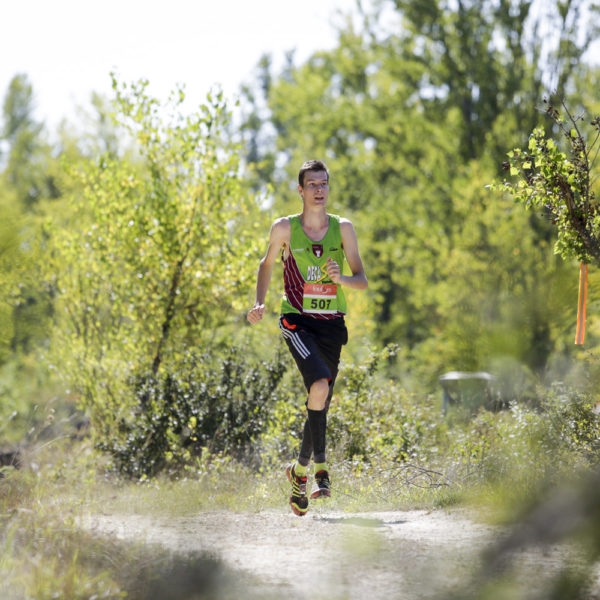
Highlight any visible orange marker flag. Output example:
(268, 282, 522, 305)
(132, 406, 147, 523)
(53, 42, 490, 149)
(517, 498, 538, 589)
(575, 263, 588, 345)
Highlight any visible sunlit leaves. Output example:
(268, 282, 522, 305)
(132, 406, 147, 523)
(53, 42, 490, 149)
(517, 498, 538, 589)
(495, 102, 600, 265)
(48, 78, 265, 420)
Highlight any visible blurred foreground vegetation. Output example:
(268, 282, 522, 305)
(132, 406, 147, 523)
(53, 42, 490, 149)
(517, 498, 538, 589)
(2, 347, 600, 598)
(2, 0, 600, 597)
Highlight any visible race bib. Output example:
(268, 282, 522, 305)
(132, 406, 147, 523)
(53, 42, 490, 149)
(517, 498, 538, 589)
(302, 283, 338, 314)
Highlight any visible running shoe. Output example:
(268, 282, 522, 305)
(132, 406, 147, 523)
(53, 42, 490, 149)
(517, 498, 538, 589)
(286, 464, 309, 516)
(310, 470, 331, 499)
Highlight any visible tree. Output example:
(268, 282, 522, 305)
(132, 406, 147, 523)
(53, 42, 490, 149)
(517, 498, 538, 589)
(48, 77, 266, 419)
(390, 0, 599, 163)
(0, 75, 60, 362)
(238, 0, 598, 382)
(496, 98, 600, 265)
(1, 73, 58, 207)
(0, 185, 21, 364)
(55, 91, 124, 161)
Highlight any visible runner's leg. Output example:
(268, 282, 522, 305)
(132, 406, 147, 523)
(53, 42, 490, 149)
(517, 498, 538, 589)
(279, 315, 346, 474)
(311, 324, 345, 466)
(279, 316, 330, 473)
(298, 417, 312, 467)
(307, 378, 329, 463)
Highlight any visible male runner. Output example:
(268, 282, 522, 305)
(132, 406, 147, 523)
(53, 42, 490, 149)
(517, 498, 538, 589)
(247, 159, 368, 516)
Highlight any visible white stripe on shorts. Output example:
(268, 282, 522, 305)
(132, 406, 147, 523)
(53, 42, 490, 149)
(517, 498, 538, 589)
(279, 322, 310, 359)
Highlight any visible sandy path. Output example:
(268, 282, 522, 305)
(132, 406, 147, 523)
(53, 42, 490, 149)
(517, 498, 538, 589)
(83, 507, 504, 599)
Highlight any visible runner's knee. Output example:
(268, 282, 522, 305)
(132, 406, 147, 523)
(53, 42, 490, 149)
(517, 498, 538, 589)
(307, 378, 330, 410)
(311, 378, 329, 397)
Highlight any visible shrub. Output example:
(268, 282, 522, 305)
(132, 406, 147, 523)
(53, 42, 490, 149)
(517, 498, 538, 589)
(326, 345, 445, 463)
(96, 347, 289, 478)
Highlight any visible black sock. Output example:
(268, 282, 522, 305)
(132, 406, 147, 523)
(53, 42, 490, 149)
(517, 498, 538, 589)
(298, 417, 312, 466)
(307, 408, 327, 464)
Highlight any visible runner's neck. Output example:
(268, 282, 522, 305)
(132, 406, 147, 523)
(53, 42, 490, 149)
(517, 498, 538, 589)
(299, 211, 329, 242)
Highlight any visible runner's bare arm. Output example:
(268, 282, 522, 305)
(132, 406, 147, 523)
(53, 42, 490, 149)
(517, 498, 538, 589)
(326, 219, 368, 290)
(247, 218, 291, 324)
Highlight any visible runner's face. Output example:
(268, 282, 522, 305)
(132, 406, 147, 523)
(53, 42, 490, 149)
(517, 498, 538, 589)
(299, 171, 329, 207)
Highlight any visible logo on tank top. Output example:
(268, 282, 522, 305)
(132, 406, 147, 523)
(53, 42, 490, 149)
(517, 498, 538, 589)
(307, 265, 322, 281)
(312, 244, 323, 258)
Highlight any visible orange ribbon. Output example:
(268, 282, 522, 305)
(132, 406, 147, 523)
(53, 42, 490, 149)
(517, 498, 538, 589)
(575, 263, 588, 345)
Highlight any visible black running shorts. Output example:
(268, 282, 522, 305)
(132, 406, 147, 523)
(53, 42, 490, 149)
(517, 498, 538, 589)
(279, 312, 348, 394)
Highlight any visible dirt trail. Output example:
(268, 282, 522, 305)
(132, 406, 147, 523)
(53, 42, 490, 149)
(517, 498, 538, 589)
(82, 507, 524, 599)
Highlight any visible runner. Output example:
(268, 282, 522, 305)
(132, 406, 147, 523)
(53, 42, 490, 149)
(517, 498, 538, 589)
(247, 159, 368, 516)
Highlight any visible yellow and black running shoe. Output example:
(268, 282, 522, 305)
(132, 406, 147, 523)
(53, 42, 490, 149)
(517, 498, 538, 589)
(286, 464, 309, 516)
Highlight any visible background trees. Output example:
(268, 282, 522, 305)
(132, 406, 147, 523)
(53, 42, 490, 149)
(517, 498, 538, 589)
(41, 78, 273, 471)
(0, 74, 65, 441)
(0, 0, 598, 466)
(241, 0, 599, 386)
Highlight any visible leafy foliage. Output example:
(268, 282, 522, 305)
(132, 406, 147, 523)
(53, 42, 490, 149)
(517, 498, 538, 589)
(0, 74, 60, 365)
(542, 389, 600, 462)
(1, 73, 58, 207)
(328, 345, 443, 462)
(97, 348, 289, 478)
(46, 78, 266, 423)
(495, 99, 600, 265)
(239, 0, 594, 381)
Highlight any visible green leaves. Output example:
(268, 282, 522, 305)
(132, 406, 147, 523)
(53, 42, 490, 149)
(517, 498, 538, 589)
(48, 77, 266, 426)
(494, 101, 600, 265)
(97, 348, 289, 477)
(238, 0, 598, 379)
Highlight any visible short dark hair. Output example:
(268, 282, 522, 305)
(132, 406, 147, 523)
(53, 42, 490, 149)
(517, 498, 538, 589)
(298, 159, 329, 187)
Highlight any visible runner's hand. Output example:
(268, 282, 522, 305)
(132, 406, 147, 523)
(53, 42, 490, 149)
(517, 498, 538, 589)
(247, 303, 265, 324)
(326, 257, 341, 284)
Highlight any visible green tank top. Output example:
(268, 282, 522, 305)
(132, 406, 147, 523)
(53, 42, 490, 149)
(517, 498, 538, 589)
(281, 214, 347, 319)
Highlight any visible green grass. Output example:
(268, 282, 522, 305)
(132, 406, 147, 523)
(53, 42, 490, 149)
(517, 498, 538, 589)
(86, 454, 468, 520)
